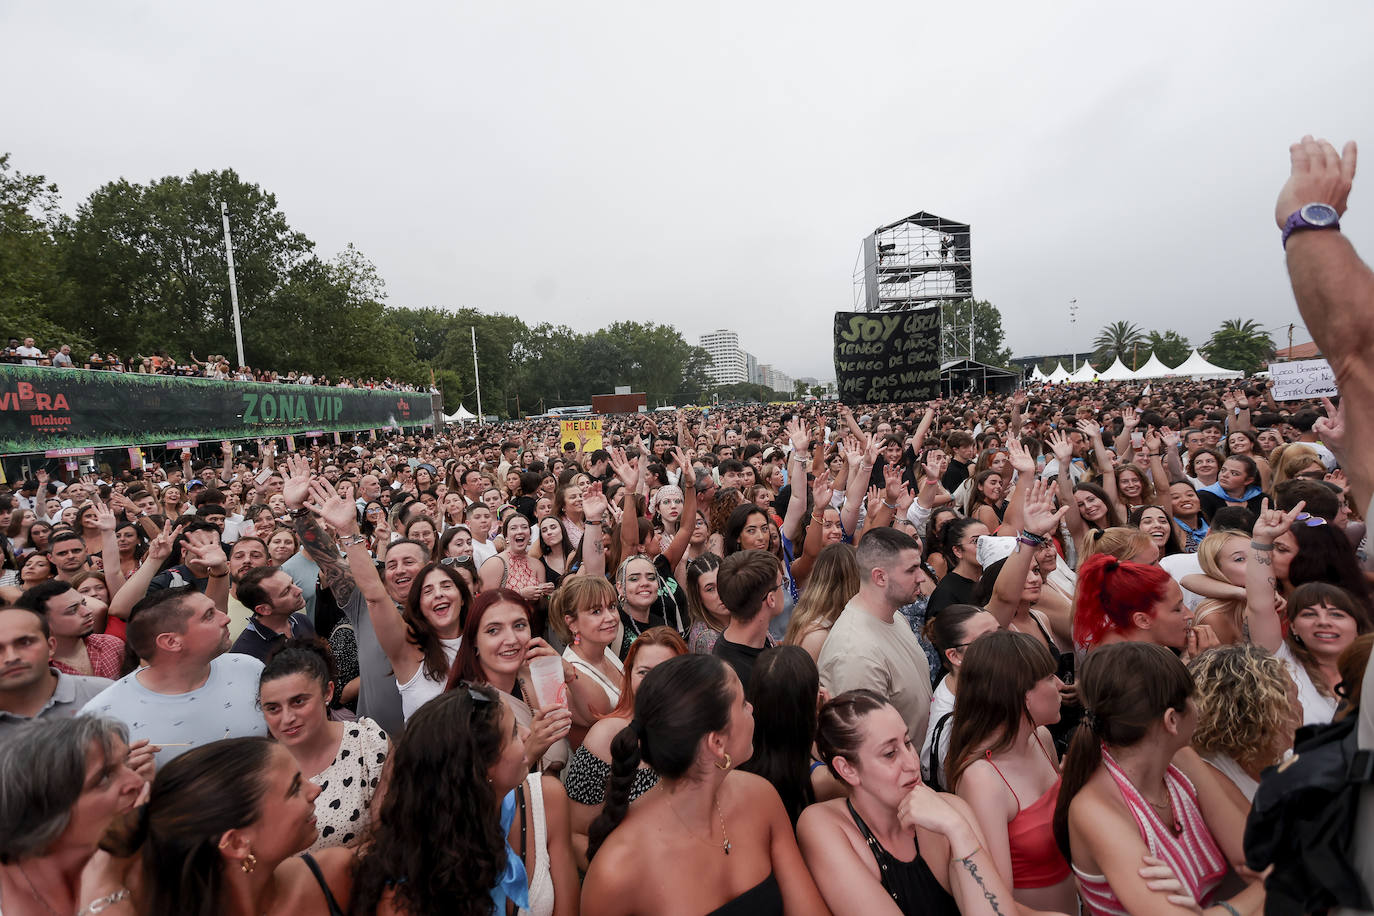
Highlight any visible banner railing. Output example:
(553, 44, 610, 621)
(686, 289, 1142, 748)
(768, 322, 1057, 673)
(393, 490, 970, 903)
(0, 366, 435, 454)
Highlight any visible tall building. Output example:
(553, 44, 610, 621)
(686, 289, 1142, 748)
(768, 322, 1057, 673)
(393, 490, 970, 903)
(700, 330, 747, 385)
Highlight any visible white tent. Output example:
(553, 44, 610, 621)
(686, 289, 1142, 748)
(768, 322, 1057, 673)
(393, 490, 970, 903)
(1029, 365, 1048, 382)
(1067, 361, 1098, 383)
(1046, 362, 1071, 383)
(1133, 352, 1177, 379)
(443, 404, 477, 423)
(1173, 349, 1244, 380)
(1096, 356, 1137, 382)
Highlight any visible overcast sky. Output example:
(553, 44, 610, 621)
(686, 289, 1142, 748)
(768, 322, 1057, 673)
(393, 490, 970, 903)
(5, 1, 1372, 380)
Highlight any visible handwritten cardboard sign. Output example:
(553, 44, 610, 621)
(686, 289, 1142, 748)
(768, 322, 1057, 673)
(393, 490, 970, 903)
(561, 418, 603, 451)
(1270, 358, 1336, 401)
(833, 307, 941, 405)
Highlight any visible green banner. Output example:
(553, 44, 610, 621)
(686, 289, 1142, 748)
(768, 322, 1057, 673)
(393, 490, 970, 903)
(0, 366, 435, 454)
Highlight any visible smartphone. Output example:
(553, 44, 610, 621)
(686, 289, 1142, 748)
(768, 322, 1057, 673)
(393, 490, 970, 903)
(1131, 432, 1144, 449)
(255, 468, 272, 485)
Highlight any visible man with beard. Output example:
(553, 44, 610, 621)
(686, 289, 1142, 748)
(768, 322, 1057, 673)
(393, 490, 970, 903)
(229, 565, 315, 661)
(817, 527, 934, 744)
(81, 586, 267, 766)
(14, 582, 123, 679)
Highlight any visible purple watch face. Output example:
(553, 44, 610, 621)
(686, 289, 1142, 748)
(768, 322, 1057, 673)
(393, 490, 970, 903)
(1283, 204, 1340, 247)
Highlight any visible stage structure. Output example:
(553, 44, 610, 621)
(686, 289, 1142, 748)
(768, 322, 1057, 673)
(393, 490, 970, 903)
(853, 211, 972, 362)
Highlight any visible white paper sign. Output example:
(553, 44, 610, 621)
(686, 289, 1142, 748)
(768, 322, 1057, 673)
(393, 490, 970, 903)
(1270, 358, 1337, 401)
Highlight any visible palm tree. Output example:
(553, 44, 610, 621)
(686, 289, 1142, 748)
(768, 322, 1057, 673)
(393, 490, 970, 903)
(1205, 319, 1275, 375)
(1092, 321, 1147, 367)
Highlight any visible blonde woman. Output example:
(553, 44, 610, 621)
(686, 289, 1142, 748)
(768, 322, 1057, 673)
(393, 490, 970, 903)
(783, 543, 860, 662)
(1077, 526, 1160, 568)
(1188, 645, 1299, 804)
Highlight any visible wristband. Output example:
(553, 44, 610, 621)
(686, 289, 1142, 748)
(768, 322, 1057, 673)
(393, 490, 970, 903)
(585, 517, 604, 526)
(207, 570, 229, 579)
(1250, 540, 1274, 551)
(1017, 531, 1048, 548)
(290, 506, 311, 518)
(882, 499, 897, 509)
(338, 533, 367, 547)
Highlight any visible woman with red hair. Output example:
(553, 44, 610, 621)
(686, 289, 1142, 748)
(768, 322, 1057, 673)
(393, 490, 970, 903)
(1073, 554, 1219, 658)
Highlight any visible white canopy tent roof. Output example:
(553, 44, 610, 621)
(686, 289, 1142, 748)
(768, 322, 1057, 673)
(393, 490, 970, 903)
(1096, 356, 1137, 382)
(1067, 361, 1098, 383)
(1133, 352, 1177, 379)
(443, 404, 478, 423)
(1046, 362, 1071, 383)
(1173, 349, 1244, 380)
(1029, 365, 1048, 382)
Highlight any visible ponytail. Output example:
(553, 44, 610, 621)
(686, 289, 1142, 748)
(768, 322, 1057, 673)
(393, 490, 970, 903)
(1052, 714, 1103, 859)
(1072, 553, 1171, 649)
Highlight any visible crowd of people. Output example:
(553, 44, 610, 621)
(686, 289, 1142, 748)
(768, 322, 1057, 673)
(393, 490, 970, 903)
(1, 337, 429, 392)
(0, 135, 1369, 915)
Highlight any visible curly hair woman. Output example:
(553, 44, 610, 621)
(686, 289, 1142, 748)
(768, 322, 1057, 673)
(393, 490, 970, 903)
(1188, 645, 1299, 804)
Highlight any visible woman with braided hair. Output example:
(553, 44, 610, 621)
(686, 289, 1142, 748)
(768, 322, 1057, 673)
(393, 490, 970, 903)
(583, 654, 826, 916)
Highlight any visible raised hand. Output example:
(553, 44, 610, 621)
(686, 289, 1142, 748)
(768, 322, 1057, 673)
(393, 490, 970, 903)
(306, 478, 361, 535)
(1326, 468, 1348, 493)
(1159, 426, 1180, 451)
(840, 436, 863, 470)
(581, 483, 608, 522)
(91, 495, 118, 533)
(883, 462, 903, 500)
(1253, 498, 1305, 544)
(1047, 430, 1073, 464)
(785, 416, 809, 454)
(147, 521, 181, 563)
(282, 454, 313, 509)
(182, 528, 229, 577)
(1314, 396, 1346, 453)
(895, 482, 916, 513)
(1121, 410, 1139, 431)
(608, 448, 638, 488)
(811, 469, 834, 507)
(865, 485, 884, 518)
(1022, 479, 1069, 537)
(1076, 418, 1102, 442)
(1143, 426, 1163, 455)
(1006, 437, 1035, 476)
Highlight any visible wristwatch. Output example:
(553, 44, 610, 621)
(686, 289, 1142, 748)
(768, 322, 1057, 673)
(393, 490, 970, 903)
(1281, 203, 1340, 248)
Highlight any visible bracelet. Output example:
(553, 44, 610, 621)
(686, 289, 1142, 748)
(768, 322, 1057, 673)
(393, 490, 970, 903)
(1250, 540, 1274, 551)
(78, 889, 131, 915)
(207, 570, 229, 579)
(290, 506, 311, 518)
(957, 844, 984, 866)
(337, 533, 368, 547)
(1216, 902, 1241, 916)
(882, 499, 897, 509)
(1017, 530, 1048, 547)
(585, 517, 604, 527)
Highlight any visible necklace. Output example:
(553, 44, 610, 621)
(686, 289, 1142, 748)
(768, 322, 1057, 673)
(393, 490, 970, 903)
(17, 864, 60, 916)
(661, 788, 731, 855)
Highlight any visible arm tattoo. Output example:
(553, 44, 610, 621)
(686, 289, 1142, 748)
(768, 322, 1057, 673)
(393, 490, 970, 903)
(294, 514, 357, 603)
(959, 856, 1006, 916)
(1255, 552, 1273, 567)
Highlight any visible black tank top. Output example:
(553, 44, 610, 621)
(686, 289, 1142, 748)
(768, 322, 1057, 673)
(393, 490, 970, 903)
(301, 853, 347, 916)
(705, 872, 782, 916)
(847, 801, 960, 916)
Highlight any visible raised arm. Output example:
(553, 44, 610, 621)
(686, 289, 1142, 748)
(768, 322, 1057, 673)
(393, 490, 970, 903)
(1007, 391, 1025, 440)
(661, 449, 698, 570)
(997, 438, 1037, 536)
(1314, 396, 1371, 522)
(1158, 427, 1188, 485)
(579, 485, 609, 580)
(840, 434, 878, 537)
(608, 449, 641, 555)
(1048, 431, 1088, 545)
(108, 522, 179, 621)
(1280, 138, 1374, 512)
(1079, 419, 1120, 508)
(986, 480, 1067, 628)
(1246, 499, 1304, 653)
(911, 406, 936, 456)
(305, 477, 418, 679)
(781, 419, 811, 543)
(283, 454, 358, 606)
(789, 469, 834, 587)
(92, 496, 126, 596)
(180, 529, 230, 612)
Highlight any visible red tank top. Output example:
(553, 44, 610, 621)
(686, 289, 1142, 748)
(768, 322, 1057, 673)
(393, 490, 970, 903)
(985, 741, 1072, 888)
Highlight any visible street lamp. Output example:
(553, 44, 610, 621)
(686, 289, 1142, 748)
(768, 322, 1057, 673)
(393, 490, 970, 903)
(1068, 299, 1079, 371)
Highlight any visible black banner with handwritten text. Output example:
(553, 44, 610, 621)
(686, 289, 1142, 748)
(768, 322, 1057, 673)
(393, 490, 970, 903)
(833, 307, 941, 405)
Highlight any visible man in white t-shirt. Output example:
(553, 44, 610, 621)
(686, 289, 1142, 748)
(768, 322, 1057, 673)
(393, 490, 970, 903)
(15, 337, 42, 366)
(80, 586, 267, 766)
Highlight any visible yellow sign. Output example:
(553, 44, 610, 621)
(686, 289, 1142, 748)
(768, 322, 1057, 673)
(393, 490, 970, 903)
(561, 418, 603, 451)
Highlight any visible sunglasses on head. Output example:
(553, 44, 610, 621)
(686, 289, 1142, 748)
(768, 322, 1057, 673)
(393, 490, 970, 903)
(1294, 512, 1328, 527)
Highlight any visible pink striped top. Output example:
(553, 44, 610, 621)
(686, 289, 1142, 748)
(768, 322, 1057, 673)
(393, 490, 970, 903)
(1072, 747, 1227, 915)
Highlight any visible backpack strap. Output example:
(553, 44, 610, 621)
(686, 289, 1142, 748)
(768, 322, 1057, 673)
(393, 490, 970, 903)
(928, 711, 954, 792)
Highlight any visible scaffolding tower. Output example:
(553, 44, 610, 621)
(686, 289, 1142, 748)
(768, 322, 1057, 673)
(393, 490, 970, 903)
(852, 211, 974, 361)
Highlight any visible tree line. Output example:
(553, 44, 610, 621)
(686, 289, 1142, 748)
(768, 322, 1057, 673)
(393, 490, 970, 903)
(0, 154, 741, 416)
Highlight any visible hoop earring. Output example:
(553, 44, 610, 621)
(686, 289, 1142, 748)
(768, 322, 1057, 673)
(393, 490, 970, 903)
(715, 753, 731, 771)
(241, 853, 257, 874)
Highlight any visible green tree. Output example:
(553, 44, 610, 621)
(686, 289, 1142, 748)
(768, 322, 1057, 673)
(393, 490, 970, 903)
(59, 169, 313, 362)
(1144, 330, 1191, 368)
(809, 384, 826, 399)
(1205, 319, 1274, 375)
(0, 153, 85, 350)
(1092, 321, 1147, 367)
(938, 299, 1012, 367)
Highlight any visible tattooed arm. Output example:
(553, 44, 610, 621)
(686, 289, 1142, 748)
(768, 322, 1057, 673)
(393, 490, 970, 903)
(284, 454, 357, 605)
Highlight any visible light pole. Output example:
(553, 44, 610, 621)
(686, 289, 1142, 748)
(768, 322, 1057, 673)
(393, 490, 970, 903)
(220, 202, 245, 368)
(1068, 299, 1079, 371)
